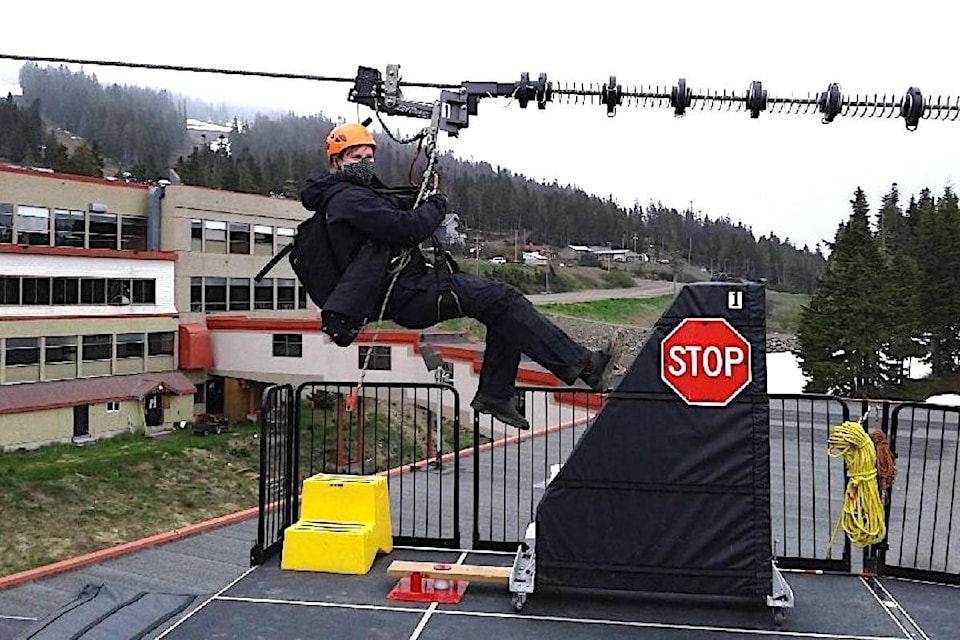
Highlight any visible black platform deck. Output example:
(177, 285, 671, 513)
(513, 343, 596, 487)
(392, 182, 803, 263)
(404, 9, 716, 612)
(150, 547, 955, 640)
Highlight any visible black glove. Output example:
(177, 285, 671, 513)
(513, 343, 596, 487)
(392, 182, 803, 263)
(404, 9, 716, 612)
(425, 192, 448, 215)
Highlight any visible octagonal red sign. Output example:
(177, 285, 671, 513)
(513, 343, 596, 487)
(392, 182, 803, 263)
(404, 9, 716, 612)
(660, 318, 752, 406)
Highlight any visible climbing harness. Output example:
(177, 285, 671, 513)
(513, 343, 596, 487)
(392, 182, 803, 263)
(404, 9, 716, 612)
(824, 414, 888, 554)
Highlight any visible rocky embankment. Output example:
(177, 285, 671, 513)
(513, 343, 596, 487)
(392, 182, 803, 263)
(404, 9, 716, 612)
(548, 316, 798, 371)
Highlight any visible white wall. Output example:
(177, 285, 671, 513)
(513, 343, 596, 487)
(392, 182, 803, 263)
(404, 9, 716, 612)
(0, 254, 176, 317)
(208, 329, 584, 436)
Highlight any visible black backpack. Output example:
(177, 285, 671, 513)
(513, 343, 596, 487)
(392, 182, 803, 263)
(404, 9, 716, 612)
(254, 181, 422, 347)
(255, 182, 348, 310)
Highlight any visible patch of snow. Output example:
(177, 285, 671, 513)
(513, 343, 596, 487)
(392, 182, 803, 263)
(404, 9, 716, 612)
(907, 358, 931, 380)
(925, 394, 960, 407)
(766, 352, 810, 394)
(185, 118, 232, 133)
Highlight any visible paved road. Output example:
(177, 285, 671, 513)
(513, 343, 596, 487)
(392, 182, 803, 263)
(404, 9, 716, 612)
(526, 279, 679, 304)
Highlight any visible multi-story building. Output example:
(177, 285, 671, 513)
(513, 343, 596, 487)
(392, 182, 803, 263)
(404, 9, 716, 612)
(0, 165, 314, 449)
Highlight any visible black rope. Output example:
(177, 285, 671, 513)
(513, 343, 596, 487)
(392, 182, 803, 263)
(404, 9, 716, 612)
(0, 53, 460, 89)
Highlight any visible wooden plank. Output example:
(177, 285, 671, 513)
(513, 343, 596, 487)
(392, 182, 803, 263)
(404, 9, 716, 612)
(386, 560, 512, 585)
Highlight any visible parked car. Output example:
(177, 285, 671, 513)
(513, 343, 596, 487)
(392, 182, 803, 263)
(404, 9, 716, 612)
(488, 256, 507, 264)
(191, 414, 230, 436)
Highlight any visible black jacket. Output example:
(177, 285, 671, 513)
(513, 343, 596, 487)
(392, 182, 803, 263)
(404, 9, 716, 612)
(300, 171, 446, 321)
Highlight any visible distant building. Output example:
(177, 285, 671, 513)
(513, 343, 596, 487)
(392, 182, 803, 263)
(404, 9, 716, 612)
(567, 245, 647, 265)
(438, 213, 466, 245)
(522, 251, 549, 266)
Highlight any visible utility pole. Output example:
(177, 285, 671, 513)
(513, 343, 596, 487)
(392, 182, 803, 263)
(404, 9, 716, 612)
(474, 236, 481, 275)
(514, 228, 518, 263)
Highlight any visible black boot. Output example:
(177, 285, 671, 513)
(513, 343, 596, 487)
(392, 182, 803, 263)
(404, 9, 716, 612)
(579, 332, 625, 392)
(471, 394, 530, 430)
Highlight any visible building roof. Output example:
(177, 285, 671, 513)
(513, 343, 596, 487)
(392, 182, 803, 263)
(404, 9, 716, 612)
(0, 371, 196, 416)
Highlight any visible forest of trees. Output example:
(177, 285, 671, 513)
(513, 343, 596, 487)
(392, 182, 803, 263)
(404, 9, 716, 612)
(796, 184, 959, 396)
(18, 63, 186, 179)
(5, 63, 825, 293)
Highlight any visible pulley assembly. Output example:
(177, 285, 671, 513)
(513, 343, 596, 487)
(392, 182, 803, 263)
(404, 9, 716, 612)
(349, 64, 960, 135)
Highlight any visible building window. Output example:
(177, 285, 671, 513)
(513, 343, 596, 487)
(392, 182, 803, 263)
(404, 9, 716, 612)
(106, 401, 120, 412)
(52, 277, 80, 304)
(88, 212, 118, 249)
(229, 222, 250, 254)
(254, 278, 274, 310)
(190, 276, 203, 311)
(15, 205, 50, 246)
(254, 225, 274, 256)
(204, 220, 227, 253)
(204, 277, 227, 311)
(298, 284, 308, 309)
(81, 278, 106, 304)
(358, 346, 391, 371)
(82, 334, 113, 361)
(54, 209, 85, 247)
(45, 336, 78, 364)
(276, 227, 295, 250)
(229, 277, 251, 311)
(272, 333, 303, 358)
(0, 203, 12, 243)
(116, 333, 145, 359)
(0, 276, 19, 304)
(132, 279, 156, 304)
(21, 277, 50, 305)
(148, 331, 175, 356)
(107, 279, 131, 305)
(191, 219, 203, 251)
(121, 216, 148, 251)
(277, 278, 295, 310)
(6, 337, 40, 366)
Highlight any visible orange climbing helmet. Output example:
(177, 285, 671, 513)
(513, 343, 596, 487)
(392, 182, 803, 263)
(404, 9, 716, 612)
(326, 123, 376, 162)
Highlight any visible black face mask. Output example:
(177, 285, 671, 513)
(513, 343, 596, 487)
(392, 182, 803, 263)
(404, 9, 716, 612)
(341, 159, 375, 185)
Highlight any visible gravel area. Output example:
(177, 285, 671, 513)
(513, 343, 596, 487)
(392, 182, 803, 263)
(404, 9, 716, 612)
(548, 315, 798, 372)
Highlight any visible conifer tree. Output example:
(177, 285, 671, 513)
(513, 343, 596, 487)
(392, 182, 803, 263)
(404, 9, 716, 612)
(797, 188, 890, 394)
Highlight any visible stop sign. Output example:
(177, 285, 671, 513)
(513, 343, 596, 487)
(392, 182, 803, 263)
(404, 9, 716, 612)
(660, 318, 752, 406)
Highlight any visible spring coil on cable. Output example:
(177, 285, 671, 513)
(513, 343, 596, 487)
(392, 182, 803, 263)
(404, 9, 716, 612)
(922, 94, 960, 122)
(531, 74, 960, 130)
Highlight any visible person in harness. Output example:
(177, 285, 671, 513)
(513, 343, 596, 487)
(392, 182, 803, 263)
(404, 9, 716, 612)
(298, 122, 621, 429)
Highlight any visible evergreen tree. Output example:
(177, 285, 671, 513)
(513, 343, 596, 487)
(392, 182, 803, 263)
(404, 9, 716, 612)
(796, 188, 890, 394)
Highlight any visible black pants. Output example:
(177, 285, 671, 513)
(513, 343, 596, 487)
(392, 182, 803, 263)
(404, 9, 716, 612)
(386, 270, 590, 399)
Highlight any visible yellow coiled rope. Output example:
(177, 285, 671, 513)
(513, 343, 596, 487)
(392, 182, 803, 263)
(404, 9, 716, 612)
(825, 421, 887, 554)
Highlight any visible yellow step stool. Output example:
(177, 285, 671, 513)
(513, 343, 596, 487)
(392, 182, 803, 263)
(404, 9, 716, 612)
(281, 474, 393, 575)
(299, 474, 393, 555)
(281, 520, 378, 574)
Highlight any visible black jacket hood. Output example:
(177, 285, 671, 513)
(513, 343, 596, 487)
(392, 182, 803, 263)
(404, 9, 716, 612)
(300, 171, 344, 211)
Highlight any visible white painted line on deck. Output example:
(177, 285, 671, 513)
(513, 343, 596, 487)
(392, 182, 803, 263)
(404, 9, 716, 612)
(873, 578, 931, 640)
(215, 596, 426, 614)
(154, 566, 256, 639)
(0, 614, 38, 621)
(435, 608, 912, 640)
(393, 545, 516, 556)
(859, 577, 913, 640)
(206, 594, 907, 640)
(407, 550, 468, 640)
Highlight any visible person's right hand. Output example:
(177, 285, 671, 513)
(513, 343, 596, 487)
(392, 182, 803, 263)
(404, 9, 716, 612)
(425, 191, 448, 214)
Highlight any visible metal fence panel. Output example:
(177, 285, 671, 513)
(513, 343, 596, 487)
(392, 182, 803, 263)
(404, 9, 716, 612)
(883, 402, 960, 583)
(472, 387, 601, 551)
(768, 394, 851, 571)
(250, 384, 296, 566)
(296, 382, 462, 548)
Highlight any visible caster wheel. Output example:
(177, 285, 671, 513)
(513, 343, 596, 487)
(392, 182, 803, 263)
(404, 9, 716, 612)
(772, 608, 785, 628)
(511, 592, 526, 612)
